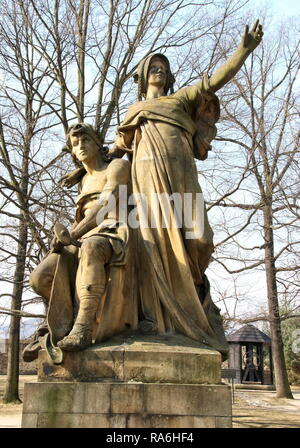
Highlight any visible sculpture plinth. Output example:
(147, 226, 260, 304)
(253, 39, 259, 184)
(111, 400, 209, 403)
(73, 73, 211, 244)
(22, 333, 232, 428)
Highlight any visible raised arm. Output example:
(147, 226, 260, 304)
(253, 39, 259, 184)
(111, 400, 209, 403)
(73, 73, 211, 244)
(208, 20, 263, 93)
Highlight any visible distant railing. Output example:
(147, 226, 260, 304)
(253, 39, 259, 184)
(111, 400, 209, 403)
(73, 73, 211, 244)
(221, 369, 236, 403)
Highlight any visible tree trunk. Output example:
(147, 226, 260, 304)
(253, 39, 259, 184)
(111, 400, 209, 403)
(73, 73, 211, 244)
(3, 218, 28, 403)
(263, 203, 293, 399)
(3, 125, 30, 403)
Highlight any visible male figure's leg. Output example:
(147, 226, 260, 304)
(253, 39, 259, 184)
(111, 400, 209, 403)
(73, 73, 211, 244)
(29, 252, 60, 301)
(58, 236, 112, 351)
(23, 253, 60, 361)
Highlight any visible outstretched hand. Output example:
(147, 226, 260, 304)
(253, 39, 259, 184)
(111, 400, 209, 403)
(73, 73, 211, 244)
(241, 19, 263, 52)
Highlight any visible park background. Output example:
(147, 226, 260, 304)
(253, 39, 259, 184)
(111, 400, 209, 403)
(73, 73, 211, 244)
(0, 0, 299, 403)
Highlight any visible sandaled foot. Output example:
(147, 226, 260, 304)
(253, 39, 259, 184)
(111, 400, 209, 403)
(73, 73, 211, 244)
(57, 328, 92, 352)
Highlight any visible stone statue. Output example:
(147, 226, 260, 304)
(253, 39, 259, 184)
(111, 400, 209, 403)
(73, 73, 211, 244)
(23, 123, 135, 362)
(109, 21, 263, 360)
(23, 21, 263, 364)
(21, 22, 263, 431)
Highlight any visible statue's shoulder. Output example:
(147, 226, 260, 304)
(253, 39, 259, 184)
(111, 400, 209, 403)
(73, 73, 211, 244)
(109, 158, 130, 170)
(108, 158, 131, 183)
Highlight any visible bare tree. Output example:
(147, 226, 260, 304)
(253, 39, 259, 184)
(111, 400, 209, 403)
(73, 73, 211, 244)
(201, 15, 299, 398)
(0, 0, 250, 401)
(0, 1, 75, 402)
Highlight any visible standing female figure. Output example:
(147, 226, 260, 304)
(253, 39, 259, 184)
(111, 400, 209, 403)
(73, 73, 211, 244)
(110, 21, 263, 359)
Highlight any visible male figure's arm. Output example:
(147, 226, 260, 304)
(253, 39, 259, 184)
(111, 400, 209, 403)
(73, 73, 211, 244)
(70, 159, 130, 240)
(108, 143, 127, 159)
(108, 126, 136, 158)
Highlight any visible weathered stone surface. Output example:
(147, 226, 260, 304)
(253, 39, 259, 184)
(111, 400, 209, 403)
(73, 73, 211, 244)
(110, 384, 145, 414)
(33, 413, 127, 429)
(38, 332, 221, 384)
(21, 413, 38, 428)
(127, 415, 216, 428)
(215, 416, 232, 428)
(22, 382, 231, 428)
(22, 333, 232, 428)
(144, 384, 231, 416)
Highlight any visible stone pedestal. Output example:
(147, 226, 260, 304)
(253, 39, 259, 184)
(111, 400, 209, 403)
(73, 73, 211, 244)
(22, 333, 232, 428)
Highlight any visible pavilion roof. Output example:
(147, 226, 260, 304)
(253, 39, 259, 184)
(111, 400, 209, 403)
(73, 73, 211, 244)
(227, 324, 271, 344)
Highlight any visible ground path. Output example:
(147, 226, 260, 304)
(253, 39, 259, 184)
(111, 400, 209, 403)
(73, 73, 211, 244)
(232, 388, 300, 428)
(0, 375, 37, 428)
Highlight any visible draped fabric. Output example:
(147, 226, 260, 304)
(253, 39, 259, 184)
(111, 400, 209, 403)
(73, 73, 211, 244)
(115, 83, 228, 359)
(46, 217, 135, 343)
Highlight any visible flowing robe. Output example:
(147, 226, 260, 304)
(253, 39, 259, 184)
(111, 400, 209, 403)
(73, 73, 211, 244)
(115, 81, 228, 359)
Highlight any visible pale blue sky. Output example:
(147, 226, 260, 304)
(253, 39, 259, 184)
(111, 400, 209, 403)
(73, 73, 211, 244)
(1, 0, 298, 338)
(256, 0, 299, 16)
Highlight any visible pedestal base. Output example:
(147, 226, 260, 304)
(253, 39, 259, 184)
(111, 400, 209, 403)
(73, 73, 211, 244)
(37, 332, 222, 384)
(22, 333, 232, 428)
(22, 382, 231, 428)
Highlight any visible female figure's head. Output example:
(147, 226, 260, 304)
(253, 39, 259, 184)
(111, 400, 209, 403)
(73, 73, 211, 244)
(147, 56, 168, 91)
(134, 53, 174, 100)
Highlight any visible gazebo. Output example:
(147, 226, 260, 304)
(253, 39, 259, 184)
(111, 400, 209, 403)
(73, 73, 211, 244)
(227, 324, 274, 385)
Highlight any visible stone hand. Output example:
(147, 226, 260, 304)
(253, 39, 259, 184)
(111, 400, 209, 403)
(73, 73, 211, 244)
(69, 228, 82, 244)
(50, 235, 64, 253)
(241, 19, 263, 52)
(53, 223, 82, 248)
(108, 143, 126, 159)
(69, 228, 77, 240)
